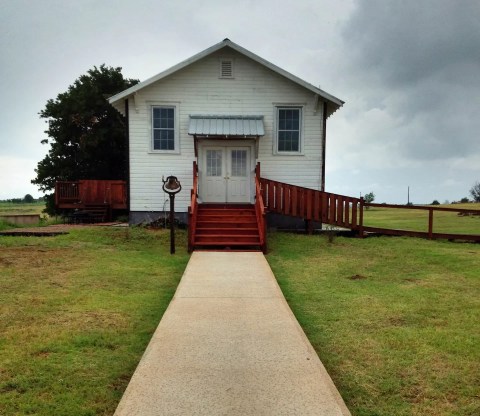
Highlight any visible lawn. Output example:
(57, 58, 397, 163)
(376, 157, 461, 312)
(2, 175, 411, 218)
(266, 232, 480, 416)
(363, 203, 480, 235)
(0, 226, 190, 416)
(1, 225, 479, 416)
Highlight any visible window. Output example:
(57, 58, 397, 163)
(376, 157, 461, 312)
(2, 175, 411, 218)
(277, 107, 302, 153)
(152, 106, 175, 151)
(231, 150, 247, 177)
(206, 150, 222, 176)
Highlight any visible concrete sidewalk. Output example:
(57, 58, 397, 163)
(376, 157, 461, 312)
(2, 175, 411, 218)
(114, 252, 351, 416)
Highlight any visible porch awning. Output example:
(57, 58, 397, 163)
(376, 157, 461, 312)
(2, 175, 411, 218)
(188, 115, 265, 138)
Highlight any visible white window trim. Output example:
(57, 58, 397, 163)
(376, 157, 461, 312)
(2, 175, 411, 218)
(148, 102, 180, 154)
(273, 104, 305, 155)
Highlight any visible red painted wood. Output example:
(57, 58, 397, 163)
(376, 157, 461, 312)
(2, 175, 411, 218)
(56, 180, 126, 209)
(275, 182, 282, 213)
(337, 196, 344, 227)
(306, 190, 312, 220)
(351, 201, 358, 228)
(291, 186, 298, 217)
(329, 194, 336, 224)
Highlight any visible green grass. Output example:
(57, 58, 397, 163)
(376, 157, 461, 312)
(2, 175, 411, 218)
(266, 232, 480, 416)
(0, 227, 190, 416)
(0, 201, 46, 216)
(364, 203, 480, 235)
(2, 225, 479, 415)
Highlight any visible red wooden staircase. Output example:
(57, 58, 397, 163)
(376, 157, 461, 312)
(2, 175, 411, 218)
(193, 204, 262, 251)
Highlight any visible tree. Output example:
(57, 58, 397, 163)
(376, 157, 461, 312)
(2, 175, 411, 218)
(364, 192, 375, 204)
(470, 181, 480, 202)
(431, 200, 440, 205)
(32, 65, 138, 214)
(460, 197, 469, 203)
(23, 194, 34, 203)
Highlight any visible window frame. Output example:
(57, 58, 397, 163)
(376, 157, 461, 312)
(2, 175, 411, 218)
(149, 104, 180, 154)
(274, 105, 304, 155)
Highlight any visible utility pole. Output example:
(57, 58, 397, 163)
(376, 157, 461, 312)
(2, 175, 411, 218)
(407, 186, 410, 205)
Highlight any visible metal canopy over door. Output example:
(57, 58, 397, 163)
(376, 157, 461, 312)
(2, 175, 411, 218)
(202, 146, 251, 203)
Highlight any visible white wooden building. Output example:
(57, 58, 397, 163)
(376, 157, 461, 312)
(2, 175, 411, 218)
(109, 39, 344, 224)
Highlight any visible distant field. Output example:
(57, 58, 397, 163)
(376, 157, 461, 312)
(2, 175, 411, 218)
(0, 201, 46, 215)
(364, 203, 480, 235)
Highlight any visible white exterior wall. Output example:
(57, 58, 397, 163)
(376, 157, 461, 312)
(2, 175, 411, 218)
(127, 48, 325, 213)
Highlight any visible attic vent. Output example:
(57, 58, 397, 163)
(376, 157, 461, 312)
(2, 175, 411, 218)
(220, 59, 234, 78)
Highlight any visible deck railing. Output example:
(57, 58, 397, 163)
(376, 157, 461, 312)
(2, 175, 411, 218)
(363, 202, 480, 241)
(55, 180, 127, 209)
(259, 178, 480, 241)
(259, 178, 363, 233)
(55, 181, 80, 205)
(255, 163, 267, 253)
(188, 162, 199, 252)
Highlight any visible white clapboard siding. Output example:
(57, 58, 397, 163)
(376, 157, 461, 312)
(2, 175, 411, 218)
(128, 48, 325, 213)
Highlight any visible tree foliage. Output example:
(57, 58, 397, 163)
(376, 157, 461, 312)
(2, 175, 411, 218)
(364, 192, 375, 204)
(23, 194, 34, 203)
(470, 181, 480, 202)
(32, 65, 138, 213)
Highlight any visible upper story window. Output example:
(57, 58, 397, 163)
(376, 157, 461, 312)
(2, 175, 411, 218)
(276, 107, 302, 153)
(152, 106, 176, 151)
(219, 58, 234, 78)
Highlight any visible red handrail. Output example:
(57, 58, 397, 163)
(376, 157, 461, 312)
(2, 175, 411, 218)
(188, 161, 199, 252)
(259, 177, 362, 232)
(255, 163, 267, 253)
(259, 177, 480, 241)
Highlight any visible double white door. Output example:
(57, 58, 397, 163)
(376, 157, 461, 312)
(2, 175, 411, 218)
(201, 146, 251, 203)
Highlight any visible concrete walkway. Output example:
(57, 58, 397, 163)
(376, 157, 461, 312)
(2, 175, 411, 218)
(114, 252, 351, 416)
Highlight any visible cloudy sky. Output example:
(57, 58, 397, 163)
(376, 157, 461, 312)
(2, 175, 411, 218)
(1, 0, 479, 203)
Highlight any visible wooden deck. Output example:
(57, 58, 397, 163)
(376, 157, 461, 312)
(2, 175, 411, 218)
(55, 180, 127, 210)
(55, 180, 127, 221)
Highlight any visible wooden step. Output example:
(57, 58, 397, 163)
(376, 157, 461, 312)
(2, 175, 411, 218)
(195, 235, 260, 243)
(195, 228, 259, 236)
(196, 220, 257, 228)
(192, 204, 261, 250)
(194, 240, 261, 247)
(197, 208, 255, 215)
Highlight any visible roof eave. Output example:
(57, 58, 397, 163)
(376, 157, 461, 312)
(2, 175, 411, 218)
(109, 39, 344, 110)
(109, 39, 229, 105)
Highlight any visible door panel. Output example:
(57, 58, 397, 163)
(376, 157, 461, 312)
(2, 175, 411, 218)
(227, 148, 250, 203)
(203, 148, 226, 203)
(200, 146, 251, 203)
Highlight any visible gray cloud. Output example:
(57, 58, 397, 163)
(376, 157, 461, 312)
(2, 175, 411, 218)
(334, 0, 480, 167)
(0, 0, 478, 202)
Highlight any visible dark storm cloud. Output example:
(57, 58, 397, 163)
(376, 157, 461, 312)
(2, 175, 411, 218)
(340, 0, 480, 161)
(343, 1, 480, 88)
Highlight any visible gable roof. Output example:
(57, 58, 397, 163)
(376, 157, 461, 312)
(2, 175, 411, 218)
(108, 39, 344, 117)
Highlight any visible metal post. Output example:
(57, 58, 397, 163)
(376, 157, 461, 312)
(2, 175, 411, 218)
(170, 194, 175, 254)
(162, 176, 181, 255)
